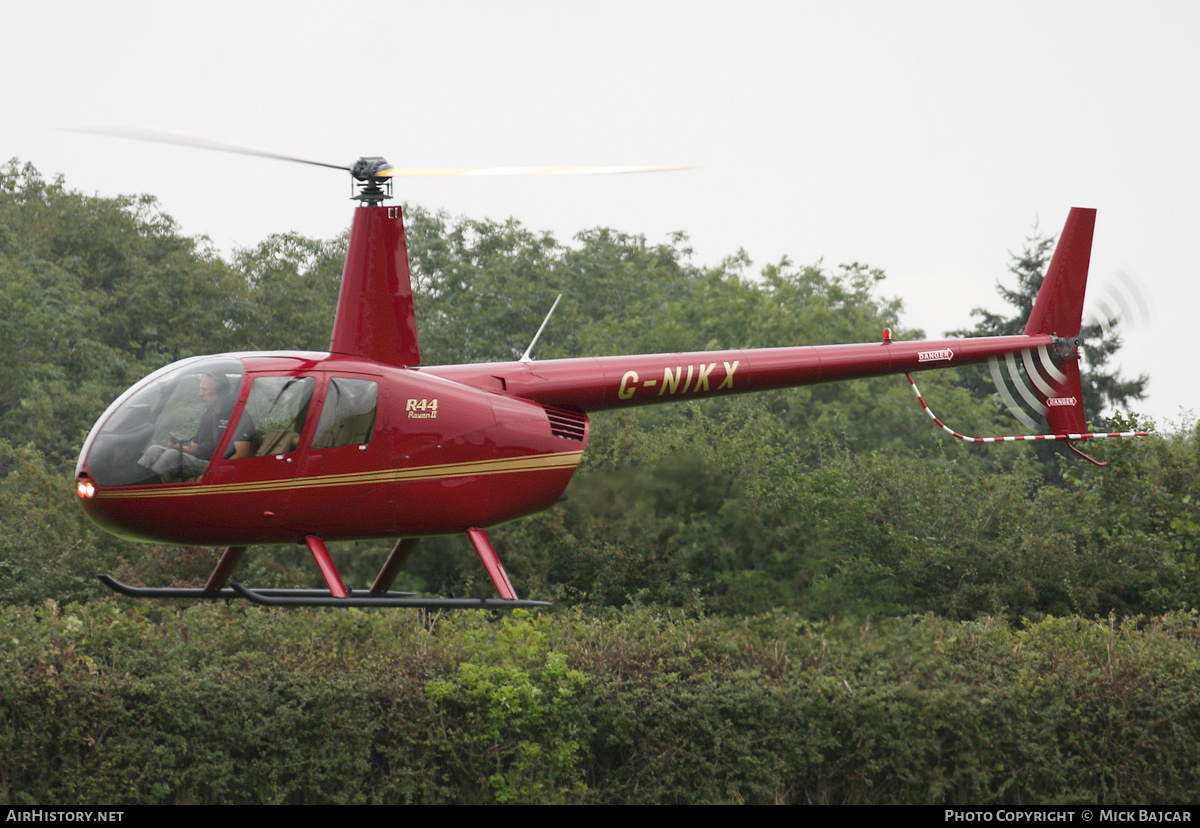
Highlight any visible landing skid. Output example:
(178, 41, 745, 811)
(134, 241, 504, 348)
(97, 527, 550, 610)
(97, 575, 550, 609)
(232, 584, 549, 609)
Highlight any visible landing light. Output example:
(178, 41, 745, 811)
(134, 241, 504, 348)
(76, 480, 96, 499)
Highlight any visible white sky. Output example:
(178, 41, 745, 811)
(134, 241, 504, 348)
(6, 1, 1197, 426)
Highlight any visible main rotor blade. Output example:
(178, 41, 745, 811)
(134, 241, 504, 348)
(69, 127, 696, 178)
(68, 126, 352, 172)
(377, 164, 697, 177)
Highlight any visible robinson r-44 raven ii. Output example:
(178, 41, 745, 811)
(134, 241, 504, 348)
(74, 136, 1148, 608)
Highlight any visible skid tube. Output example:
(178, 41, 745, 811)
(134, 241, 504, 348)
(98, 575, 551, 609)
(98, 527, 551, 610)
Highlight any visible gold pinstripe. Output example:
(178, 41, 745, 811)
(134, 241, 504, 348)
(101, 450, 585, 500)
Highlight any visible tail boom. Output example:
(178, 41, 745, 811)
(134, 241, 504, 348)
(425, 333, 1056, 412)
(424, 207, 1114, 447)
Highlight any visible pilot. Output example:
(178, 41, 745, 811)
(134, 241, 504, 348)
(138, 372, 252, 482)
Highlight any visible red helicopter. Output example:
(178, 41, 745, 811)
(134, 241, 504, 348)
(73, 140, 1144, 608)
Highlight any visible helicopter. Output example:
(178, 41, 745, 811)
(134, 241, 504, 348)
(73, 136, 1148, 608)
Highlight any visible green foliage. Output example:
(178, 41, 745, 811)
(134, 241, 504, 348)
(424, 614, 591, 803)
(0, 161, 247, 466)
(230, 232, 344, 351)
(0, 439, 127, 605)
(3, 603, 1200, 804)
(487, 406, 1199, 622)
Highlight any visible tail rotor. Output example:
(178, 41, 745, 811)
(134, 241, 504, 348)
(987, 268, 1153, 430)
(917, 208, 1151, 463)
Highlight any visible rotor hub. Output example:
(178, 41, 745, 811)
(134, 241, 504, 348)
(1050, 333, 1085, 362)
(350, 156, 393, 205)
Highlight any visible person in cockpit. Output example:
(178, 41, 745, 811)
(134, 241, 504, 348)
(137, 372, 251, 482)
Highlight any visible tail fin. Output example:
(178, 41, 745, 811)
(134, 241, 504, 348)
(1024, 207, 1095, 340)
(1024, 208, 1096, 437)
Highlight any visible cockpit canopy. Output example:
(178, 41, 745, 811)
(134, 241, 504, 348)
(78, 357, 246, 487)
(78, 355, 383, 488)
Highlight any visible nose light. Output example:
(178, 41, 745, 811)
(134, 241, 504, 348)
(76, 479, 96, 499)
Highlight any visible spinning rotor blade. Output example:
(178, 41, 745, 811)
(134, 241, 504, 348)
(71, 127, 694, 179)
(1082, 268, 1155, 336)
(70, 126, 351, 172)
(988, 355, 1039, 428)
(986, 347, 1070, 428)
(378, 164, 696, 177)
(987, 268, 1154, 427)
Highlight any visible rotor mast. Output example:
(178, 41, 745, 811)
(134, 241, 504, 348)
(329, 173, 420, 367)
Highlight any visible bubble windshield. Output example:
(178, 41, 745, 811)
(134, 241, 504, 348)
(80, 357, 246, 486)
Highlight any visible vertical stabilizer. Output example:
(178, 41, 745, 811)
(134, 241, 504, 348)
(329, 205, 421, 367)
(1024, 207, 1096, 435)
(1024, 207, 1095, 338)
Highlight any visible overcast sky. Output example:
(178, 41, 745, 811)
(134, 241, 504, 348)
(6, 1, 1197, 427)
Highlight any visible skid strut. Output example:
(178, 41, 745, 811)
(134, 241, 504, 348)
(305, 535, 349, 598)
(204, 546, 247, 591)
(371, 538, 419, 593)
(467, 527, 519, 600)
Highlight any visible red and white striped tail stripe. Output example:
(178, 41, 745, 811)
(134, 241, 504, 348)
(905, 373, 1150, 445)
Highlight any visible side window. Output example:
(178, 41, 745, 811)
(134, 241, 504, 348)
(312, 378, 378, 449)
(228, 376, 316, 459)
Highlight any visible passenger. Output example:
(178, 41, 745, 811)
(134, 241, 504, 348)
(138, 372, 252, 481)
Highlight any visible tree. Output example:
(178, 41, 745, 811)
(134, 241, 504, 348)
(231, 231, 344, 351)
(0, 161, 257, 466)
